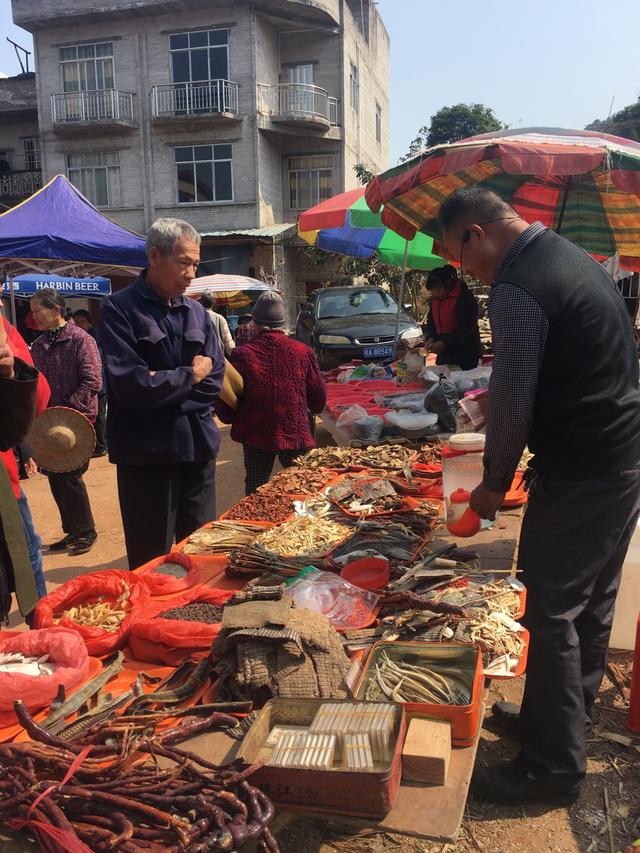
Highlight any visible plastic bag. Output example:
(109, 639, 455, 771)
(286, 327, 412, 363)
(33, 570, 151, 657)
(351, 416, 384, 441)
(425, 377, 459, 432)
(418, 368, 441, 389)
(336, 405, 369, 429)
(136, 551, 201, 596)
(384, 410, 438, 431)
(284, 568, 379, 631)
(376, 392, 427, 412)
(0, 628, 90, 720)
(128, 586, 235, 666)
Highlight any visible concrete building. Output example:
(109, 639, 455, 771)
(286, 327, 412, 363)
(0, 72, 41, 210)
(10, 0, 390, 321)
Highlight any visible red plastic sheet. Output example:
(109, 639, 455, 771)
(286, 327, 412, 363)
(0, 628, 90, 722)
(128, 586, 235, 666)
(33, 570, 151, 657)
(136, 551, 201, 596)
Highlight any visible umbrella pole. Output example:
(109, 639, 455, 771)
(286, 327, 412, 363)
(556, 177, 572, 235)
(393, 240, 410, 358)
(8, 274, 16, 326)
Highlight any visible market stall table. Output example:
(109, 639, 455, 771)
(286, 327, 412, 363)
(0, 468, 524, 850)
(166, 509, 524, 843)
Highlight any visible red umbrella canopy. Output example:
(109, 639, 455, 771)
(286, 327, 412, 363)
(365, 128, 640, 270)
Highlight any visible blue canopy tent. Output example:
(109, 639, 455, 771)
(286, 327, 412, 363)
(0, 174, 146, 321)
(2, 273, 112, 299)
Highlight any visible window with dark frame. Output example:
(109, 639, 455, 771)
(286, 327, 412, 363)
(350, 62, 359, 113)
(169, 29, 229, 84)
(59, 42, 114, 93)
(24, 137, 40, 171)
(66, 151, 121, 208)
(288, 155, 333, 210)
(175, 144, 233, 204)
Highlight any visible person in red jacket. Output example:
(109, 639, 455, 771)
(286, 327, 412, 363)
(216, 292, 327, 493)
(0, 314, 50, 619)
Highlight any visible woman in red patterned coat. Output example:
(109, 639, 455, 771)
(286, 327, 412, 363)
(216, 292, 327, 494)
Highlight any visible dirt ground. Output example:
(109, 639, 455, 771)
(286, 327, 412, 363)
(13, 423, 640, 853)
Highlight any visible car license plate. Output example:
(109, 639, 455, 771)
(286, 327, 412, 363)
(363, 345, 394, 359)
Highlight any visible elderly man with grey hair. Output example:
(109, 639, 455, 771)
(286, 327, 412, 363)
(100, 218, 224, 569)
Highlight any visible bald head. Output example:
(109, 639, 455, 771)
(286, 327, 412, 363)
(438, 187, 517, 234)
(438, 187, 530, 284)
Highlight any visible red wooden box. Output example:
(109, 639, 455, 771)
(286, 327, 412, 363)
(237, 697, 406, 819)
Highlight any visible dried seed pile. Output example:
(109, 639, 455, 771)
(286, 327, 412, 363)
(255, 515, 350, 557)
(55, 583, 130, 633)
(157, 602, 225, 623)
(258, 468, 331, 496)
(223, 493, 295, 524)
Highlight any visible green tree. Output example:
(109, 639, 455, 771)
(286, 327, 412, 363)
(404, 103, 505, 160)
(587, 97, 640, 141)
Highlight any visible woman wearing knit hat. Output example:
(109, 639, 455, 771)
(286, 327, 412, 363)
(215, 291, 327, 493)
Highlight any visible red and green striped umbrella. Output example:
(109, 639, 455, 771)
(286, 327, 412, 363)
(365, 127, 640, 271)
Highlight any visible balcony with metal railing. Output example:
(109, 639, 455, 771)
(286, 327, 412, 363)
(257, 83, 339, 130)
(151, 80, 240, 121)
(51, 90, 136, 129)
(0, 169, 42, 206)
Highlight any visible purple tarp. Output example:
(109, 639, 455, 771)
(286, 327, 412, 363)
(0, 175, 147, 268)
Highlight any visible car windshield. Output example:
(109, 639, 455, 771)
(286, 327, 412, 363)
(317, 290, 398, 319)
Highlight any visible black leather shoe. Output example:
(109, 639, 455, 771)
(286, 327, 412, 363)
(491, 700, 522, 736)
(48, 533, 76, 551)
(491, 701, 593, 738)
(92, 448, 107, 458)
(472, 760, 580, 806)
(68, 531, 97, 556)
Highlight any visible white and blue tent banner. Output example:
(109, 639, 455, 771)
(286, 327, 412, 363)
(2, 273, 112, 298)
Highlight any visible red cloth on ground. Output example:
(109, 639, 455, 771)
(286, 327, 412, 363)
(431, 280, 462, 336)
(215, 329, 327, 451)
(1, 319, 50, 498)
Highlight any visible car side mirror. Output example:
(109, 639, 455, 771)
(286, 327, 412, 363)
(402, 303, 412, 311)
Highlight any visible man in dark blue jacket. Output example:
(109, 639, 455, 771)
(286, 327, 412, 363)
(100, 218, 224, 569)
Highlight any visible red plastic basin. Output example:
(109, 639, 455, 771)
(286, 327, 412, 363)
(341, 557, 390, 590)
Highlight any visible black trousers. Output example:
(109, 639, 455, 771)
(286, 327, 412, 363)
(242, 445, 304, 495)
(94, 395, 108, 453)
(518, 469, 640, 786)
(47, 462, 95, 538)
(117, 460, 216, 570)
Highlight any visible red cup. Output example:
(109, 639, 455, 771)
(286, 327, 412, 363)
(341, 558, 389, 590)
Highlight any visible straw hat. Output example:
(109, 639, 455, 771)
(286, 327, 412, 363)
(28, 407, 96, 473)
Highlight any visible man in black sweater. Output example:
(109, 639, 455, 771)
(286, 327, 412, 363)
(438, 186, 640, 805)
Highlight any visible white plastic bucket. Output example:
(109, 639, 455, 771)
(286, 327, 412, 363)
(442, 434, 494, 531)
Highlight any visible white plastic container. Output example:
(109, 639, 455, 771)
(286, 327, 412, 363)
(610, 517, 640, 650)
(442, 434, 494, 530)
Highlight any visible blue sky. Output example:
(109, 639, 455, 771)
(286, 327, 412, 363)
(2, 0, 639, 164)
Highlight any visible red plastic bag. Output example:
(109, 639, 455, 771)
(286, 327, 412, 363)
(33, 570, 151, 657)
(0, 628, 90, 722)
(136, 552, 201, 596)
(128, 586, 234, 666)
